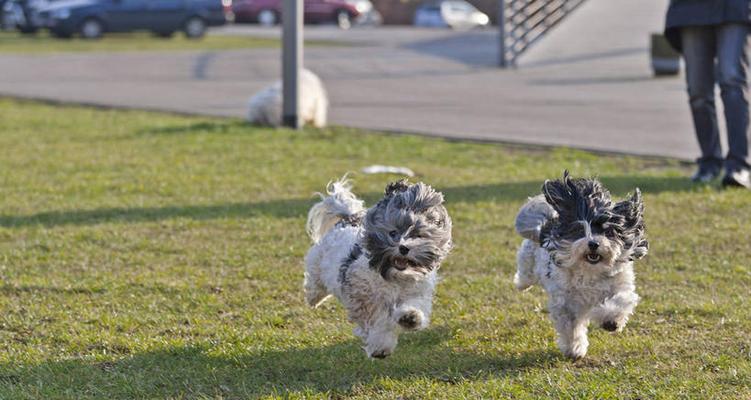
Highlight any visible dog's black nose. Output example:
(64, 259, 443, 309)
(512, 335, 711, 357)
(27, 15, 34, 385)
(399, 245, 410, 255)
(588, 241, 599, 251)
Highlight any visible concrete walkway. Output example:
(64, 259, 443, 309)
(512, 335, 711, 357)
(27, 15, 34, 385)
(0, 0, 704, 160)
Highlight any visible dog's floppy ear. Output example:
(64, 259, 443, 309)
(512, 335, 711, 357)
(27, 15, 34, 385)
(614, 188, 648, 260)
(384, 180, 410, 196)
(409, 182, 444, 212)
(542, 170, 577, 212)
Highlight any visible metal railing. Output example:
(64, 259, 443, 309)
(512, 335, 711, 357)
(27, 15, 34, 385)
(498, 0, 587, 67)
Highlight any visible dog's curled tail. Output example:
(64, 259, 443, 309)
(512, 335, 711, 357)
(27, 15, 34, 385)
(306, 176, 365, 244)
(515, 194, 557, 243)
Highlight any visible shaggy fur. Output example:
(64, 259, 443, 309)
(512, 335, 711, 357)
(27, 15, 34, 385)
(304, 177, 452, 358)
(514, 171, 648, 359)
(247, 68, 328, 128)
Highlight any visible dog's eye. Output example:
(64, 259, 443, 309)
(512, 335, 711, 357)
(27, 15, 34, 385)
(389, 230, 400, 240)
(591, 215, 612, 232)
(568, 224, 586, 237)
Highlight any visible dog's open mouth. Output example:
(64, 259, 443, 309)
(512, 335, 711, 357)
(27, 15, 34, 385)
(585, 253, 602, 264)
(393, 257, 419, 271)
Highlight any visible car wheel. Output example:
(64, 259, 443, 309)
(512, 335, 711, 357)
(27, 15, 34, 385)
(183, 16, 206, 39)
(335, 9, 351, 29)
(79, 18, 103, 39)
(257, 9, 277, 26)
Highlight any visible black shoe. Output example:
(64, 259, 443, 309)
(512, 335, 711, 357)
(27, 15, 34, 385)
(690, 165, 721, 183)
(722, 169, 751, 189)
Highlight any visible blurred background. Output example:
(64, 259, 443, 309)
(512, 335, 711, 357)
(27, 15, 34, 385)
(0, 0, 695, 161)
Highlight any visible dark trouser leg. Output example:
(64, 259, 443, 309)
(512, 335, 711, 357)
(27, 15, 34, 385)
(716, 23, 751, 172)
(682, 26, 723, 170)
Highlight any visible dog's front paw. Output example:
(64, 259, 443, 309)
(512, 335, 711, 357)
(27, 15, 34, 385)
(559, 337, 588, 360)
(364, 331, 398, 359)
(601, 320, 620, 332)
(369, 348, 392, 359)
(564, 351, 585, 360)
(563, 344, 588, 360)
(396, 309, 423, 330)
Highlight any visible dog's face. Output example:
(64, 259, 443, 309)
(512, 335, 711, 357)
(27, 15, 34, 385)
(364, 180, 453, 281)
(541, 172, 648, 270)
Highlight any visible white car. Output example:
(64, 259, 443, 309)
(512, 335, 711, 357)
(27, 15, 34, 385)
(347, 0, 381, 26)
(414, 0, 489, 30)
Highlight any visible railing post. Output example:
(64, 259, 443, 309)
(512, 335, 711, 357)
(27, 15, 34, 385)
(282, 0, 303, 128)
(498, 0, 507, 68)
(498, 0, 587, 69)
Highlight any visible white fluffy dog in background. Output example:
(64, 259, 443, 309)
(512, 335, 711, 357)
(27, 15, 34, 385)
(304, 178, 453, 358)
(247, 68, 328, 128)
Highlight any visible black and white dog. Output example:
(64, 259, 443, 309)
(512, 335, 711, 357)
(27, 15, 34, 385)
(514, 172, 648, 359)
(304, 178, 453, 358)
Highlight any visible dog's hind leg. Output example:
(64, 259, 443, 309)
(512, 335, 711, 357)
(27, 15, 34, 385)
(303, 247, 331, 308)
(312, 96, 328, 128)
(303, 270, 330, 308)
(514, 239, 539, 290)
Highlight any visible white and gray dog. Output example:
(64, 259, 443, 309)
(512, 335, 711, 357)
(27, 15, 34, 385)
(247, 68, 328, 128)
(514, 171, 648, 359)
(304, 178, 452, 358)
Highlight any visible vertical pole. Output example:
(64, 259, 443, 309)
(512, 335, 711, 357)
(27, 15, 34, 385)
(282, 0, 302, 128)
(498, 0, 506, 67)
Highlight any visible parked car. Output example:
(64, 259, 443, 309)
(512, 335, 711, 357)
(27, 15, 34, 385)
(232, 0, 369, 29)
(38, 0, 227, 39)
(2, 0, 50, 33)
(1, 0, 18, 29)
(413, 0, 488, 30)
(0, 0, 10, 29)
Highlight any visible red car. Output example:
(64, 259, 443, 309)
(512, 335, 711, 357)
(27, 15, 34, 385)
(232, 0, 362, 28)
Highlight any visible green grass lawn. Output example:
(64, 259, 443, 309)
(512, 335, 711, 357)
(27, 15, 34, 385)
(0, 98, 749, 399)
(0, 30, 334, 53)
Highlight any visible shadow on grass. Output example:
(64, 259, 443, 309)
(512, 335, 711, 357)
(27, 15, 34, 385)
(0, 327, 561, 397)
(0, 176, 696, 228)
(441, 175, 697, 204)
(0, 198, 315, 228)
(0, 282, 191, 296)
(136, 120, 250, 136)
(0, 284, 104, 295)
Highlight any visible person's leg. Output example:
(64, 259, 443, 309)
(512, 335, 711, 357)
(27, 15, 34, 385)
(682, 26, 723, 180)
(716, 23, 751, 188)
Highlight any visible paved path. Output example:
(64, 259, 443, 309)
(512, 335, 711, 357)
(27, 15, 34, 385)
(0, 0, 704, 160)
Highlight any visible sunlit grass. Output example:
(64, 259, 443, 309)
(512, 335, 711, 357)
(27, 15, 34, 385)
(0, 30, 336, 53)
(0, 99, 749, 399)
